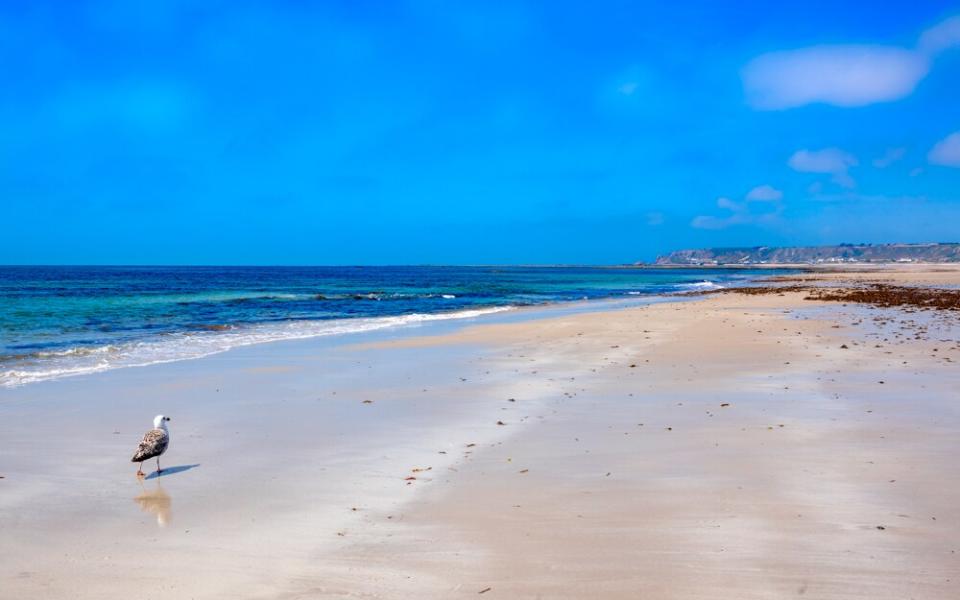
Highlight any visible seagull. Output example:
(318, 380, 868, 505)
(132, 415, 171, 477)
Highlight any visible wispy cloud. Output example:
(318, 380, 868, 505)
(745, 184, 783, 201)
(690, 214, 732, 230)
(928, 131, 960, 167)
(788, 148, 858, 188)
(918, 16, 960, 55)
(872, 147, 906, 168)
(692, 185, 784, 229)
(716, 196, 741, 211)
(742, 17, 960, 110)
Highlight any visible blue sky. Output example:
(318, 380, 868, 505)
(2, 0, 959, 265)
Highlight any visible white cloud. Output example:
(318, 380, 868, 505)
(742, 46, 928, 109)
(788, 148, 857, 172)
(788, 148, 858, 188)
(745, 184, 783, 201)
(928, 132, 960, 167)
(873, 147, 906, 168)
(742, 17, 960, 110)
(691, 209, 781, 230)
(692, 187, 784, 229)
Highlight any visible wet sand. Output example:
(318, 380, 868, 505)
(2, 266, 959, 598)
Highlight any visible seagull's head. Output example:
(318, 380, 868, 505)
(154, 415, 171, 429)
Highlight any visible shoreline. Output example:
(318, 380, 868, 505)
(0, 269, 755, 390)
(1, 265, 959, 598)
(0, 304, 518, 389)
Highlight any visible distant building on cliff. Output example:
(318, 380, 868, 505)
(654, 243, 960, 265)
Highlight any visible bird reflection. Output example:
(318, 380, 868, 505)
(134, 480, 172, 527)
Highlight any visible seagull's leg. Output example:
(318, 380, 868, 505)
(156, 457, 162, 475)
(136, 462, 144, 477)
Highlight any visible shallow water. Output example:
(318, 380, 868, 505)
(0, 265, 786, 386)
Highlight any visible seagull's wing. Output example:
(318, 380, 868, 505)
(131, 429, 169, 462)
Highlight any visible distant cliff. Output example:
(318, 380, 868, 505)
(654, 243, 960, 265)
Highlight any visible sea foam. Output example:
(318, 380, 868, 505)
(0, 306, 513, 388)
(680, 280, 725, 291)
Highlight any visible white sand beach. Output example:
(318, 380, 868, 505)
(2, 265, 959, 599)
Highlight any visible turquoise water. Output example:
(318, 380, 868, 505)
(0, 265, 782, 387)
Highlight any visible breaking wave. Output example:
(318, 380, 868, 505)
(0, 306, 512, 388)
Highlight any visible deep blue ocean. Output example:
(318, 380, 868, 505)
(0, 265, 779, 387)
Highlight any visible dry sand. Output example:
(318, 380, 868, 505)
(750, 262, 960, 286)
(2, 266, 959, 599)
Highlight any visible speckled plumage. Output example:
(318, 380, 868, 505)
(131, 428, 169, 463)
